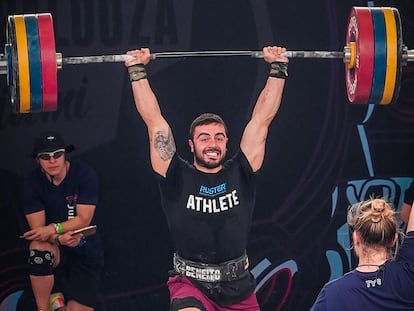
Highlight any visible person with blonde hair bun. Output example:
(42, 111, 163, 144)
(312, 198, 414, 310)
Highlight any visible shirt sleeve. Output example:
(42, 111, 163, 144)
(396, 231, 414, 263)
(76, 162, 98, 205)
(22, 171, 44, 215)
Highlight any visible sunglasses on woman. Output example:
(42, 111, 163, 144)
(37, 149, 65, 160)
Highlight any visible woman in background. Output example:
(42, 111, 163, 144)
(312, 197, 414, 310)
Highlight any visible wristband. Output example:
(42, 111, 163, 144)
(128, 63, 147, 82)
(55, 235, 62, 246)
(55, 223, 63, 234)
(269, 61, 288, 79)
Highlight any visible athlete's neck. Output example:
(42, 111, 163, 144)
(193, 162, 223, 173)
(356, 255, 388, 272)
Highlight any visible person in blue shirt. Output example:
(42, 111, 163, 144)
(22, 131, 104, 311)
(312, 198, 414, 311)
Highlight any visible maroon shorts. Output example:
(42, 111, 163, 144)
(168, 275, 260, 311)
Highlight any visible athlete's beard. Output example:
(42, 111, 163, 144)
(194, 150, 225, 169)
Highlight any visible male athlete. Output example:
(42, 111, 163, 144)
(125, 46, 288, 310)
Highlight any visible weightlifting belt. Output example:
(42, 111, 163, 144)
(173, 252, 249, 282)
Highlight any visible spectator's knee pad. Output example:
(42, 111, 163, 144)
(28, 249, 54, 276)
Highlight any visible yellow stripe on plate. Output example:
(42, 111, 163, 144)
(14, 15, 31, 112)
(380, 8, 398, 105)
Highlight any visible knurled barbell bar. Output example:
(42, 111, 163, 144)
(0, 6, 413, 114)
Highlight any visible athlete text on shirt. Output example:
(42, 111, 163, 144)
(186, 190, 240, 213)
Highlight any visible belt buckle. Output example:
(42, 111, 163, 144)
(226, 261, 238, 279)
(225, 254, 249, 280)
(173, 254, 186, 275)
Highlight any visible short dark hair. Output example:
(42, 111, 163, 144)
(189, 113, 228, 140)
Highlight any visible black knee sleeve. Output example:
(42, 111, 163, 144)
(28, 249, 54, 276)
(170, 297, 207, 311)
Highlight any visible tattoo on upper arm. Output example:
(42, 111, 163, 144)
(154, 129, 176, 161)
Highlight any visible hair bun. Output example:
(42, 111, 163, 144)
(370, 199, 385, 223)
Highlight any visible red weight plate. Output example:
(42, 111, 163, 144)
(345, 7, 375, 104)
(37, 13, 58, 112)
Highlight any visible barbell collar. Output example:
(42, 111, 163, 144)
(403, 47, 414, 64)
(56, 52, 62, 70)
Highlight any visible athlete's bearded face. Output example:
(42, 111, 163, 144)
(189, 123, 228, 173)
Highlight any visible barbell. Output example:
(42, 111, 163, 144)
(0, 6, 413, 114)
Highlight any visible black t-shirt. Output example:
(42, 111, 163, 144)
(23, 160, 104, 265)
(158, 150, 257, 305)
(159, 149, 257, 263)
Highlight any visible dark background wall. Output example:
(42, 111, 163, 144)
(1, 0, 414, 310)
